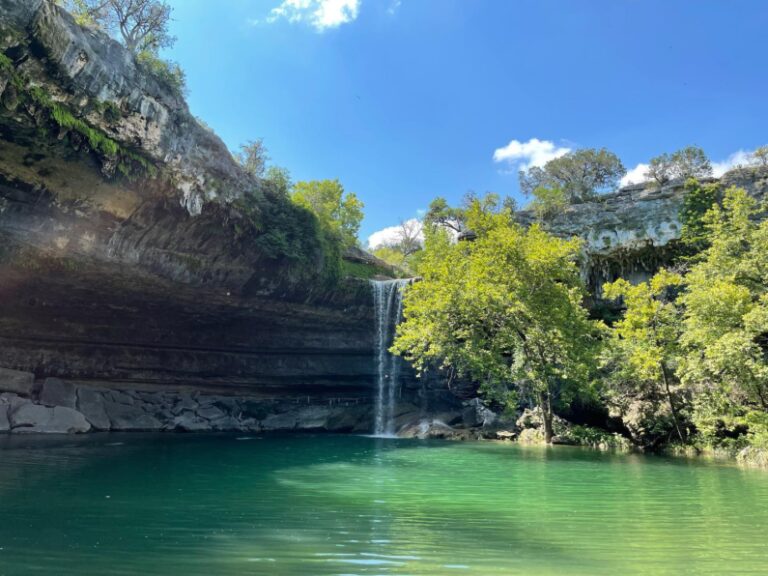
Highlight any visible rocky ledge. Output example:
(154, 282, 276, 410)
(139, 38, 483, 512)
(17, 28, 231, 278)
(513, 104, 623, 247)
(0, 0, 394, 412)
(0, 367, 373, 434)
(516, 168, 768, 296)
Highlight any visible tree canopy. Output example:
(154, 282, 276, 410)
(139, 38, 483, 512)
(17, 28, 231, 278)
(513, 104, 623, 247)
(291, 179, 364, 249)
(646, 146, 712, 185)
(392, 198, 601, 442)
(64, 0, 175, 53)
(518, 148, 626, 203)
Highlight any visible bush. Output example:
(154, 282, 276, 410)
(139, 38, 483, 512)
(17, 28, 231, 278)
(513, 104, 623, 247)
(136, 50, 187, 97)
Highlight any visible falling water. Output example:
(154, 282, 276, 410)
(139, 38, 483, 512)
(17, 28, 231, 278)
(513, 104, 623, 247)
(371, 279, 410, 437)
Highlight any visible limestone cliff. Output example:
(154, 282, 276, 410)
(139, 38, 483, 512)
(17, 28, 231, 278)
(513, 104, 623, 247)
(517, 168, 768, 297)
(0, 0, 382, 429)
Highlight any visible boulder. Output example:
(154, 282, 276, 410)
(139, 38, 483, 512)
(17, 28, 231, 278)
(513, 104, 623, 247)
(462, 398, 498, 428)
(108, 390, 135, 405)
(172, 393, 198, 415)
(326, 405, 370, 432)
(294, 405, 332, 430)
(39, 378, 77, 409)
(261, 411, 298, 431)
(0, 368, 35, 397)
(10, 403, 90, 433)
(77, 388, 111, 430)
(104, 400, 162, 430)
(172, 411, 211, 432)
(197, 404, 226, 421)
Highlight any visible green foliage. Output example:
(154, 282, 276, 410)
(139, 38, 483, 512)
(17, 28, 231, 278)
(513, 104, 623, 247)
(560, 425, 632, 450)
(136, 50, 187, 97)
(236, 139, 269, 178)
(647, 146, 712, 185)
(680, 178, 720, 249)
(233, 190, 341, 283)
(424, 192, 515, 235)
(263, 166, 292, 196)
(393, 198, 602, 441)
(678, 187, 768, 433)
(291, 179, 364, 249)
(96, 100, 122, 124)
(528, 186, 567, 221)
(12, 76, 156, 179)
(64, 0, 175, 54)
(0, 53, 13, 72)
(519, 148, 626, 203)
(340, 259, 396, 280)
(424, 196, 467, 233)
(750, 145, 768, 167)
(601, 270, 688, 443)
(372, 246, 406, 268)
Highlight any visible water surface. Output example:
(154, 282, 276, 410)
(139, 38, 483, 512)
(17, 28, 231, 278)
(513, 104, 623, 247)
(0, 434, 765, 575)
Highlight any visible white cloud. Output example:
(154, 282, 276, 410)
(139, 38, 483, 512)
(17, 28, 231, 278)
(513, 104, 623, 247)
(266, 0, 361, 31)
(492, 138, 571, 172)
(387, 0, 402, 15)
(367, 218, 423, 250)
(620, 163, 650, 187)
(712, 150, 752, 177)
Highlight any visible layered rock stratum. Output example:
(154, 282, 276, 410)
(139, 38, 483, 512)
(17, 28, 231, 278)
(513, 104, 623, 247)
(0, 0, 765, 433)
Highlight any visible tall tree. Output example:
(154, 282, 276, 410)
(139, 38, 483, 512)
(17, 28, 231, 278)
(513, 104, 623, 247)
(392, 200, 600, 442)
(236, 139, 269, 179)
(291, 180, 364, 249)
(678, 187, 768, 427)
(518, 148, 626, 203)
(646, 146, 712, 186)
(65, 0, 175, 54)
(602, 270, 687, 443)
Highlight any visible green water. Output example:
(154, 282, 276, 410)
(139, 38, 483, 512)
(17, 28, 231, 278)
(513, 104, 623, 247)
(0, 434, 766, 575)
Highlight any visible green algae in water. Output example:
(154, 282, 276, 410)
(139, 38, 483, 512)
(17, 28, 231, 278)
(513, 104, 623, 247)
(0, 434, 766, 575)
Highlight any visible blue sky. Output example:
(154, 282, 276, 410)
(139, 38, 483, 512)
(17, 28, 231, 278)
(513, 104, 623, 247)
(164, 0, 768, 245)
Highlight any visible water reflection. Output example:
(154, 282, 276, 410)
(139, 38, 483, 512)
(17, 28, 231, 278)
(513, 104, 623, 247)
(0, 434, 766, 575)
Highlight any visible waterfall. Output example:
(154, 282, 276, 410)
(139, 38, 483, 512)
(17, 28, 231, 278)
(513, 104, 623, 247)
(371, 279, 409, 437)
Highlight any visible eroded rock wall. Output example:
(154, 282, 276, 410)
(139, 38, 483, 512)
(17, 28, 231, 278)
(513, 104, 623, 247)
(517, 168, 768, 297)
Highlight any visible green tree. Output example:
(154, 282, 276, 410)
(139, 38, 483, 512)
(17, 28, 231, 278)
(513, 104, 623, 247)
(646, 146, 712, 186)
(263, 166, 292, 196)
(679, 178, 720, 250)
(371, 246, 406, 268)
(424, 192, 516, 235)
(749, 145, 768, 167)
(392, 200, 601, 442)
(236, 139, 269, 178)
(519, 148, 626, 203)
(65, 0, 175, 53)
(678, 187, 768, 441)
(528, 186, 567, 221)
(602, 270, 687, 443)
(291, 179, 364, 248)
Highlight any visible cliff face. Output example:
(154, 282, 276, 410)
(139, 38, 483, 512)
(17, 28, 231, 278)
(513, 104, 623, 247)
(0, 1, 765, 435)
(0, 0, 383, 429)
(517, 169, 768, 297)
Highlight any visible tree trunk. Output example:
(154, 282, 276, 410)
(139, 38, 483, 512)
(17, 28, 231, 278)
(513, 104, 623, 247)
(660, 362, 685, 443)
